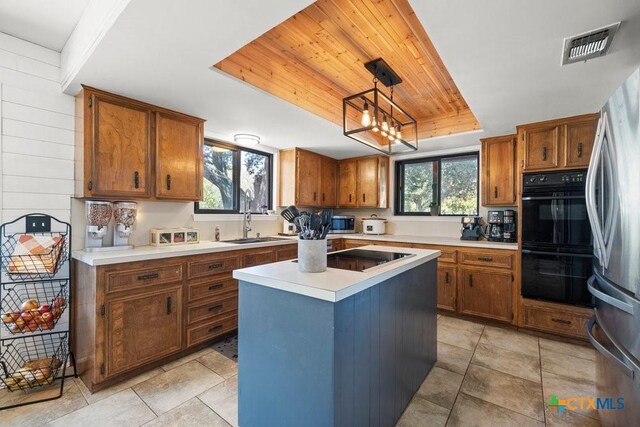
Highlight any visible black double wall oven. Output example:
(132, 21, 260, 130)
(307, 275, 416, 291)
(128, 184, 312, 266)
(520, 170, 594, 307)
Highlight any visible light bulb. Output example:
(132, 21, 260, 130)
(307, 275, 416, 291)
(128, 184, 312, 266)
(360, 102, 371, 127)
(388, 133, 395, 141)
(381, 115, 389, 133)
(389, 122, 396, 137)
(371, 117, 379, 132)
(396, 125, 402, 141)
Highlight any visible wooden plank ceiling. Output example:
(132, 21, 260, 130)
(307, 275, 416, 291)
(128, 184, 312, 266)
(214, 0, 480, 140)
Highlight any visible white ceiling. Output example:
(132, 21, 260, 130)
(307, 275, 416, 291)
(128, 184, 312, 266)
(62, 0, 640, 159)
(0, 0, 90, 51)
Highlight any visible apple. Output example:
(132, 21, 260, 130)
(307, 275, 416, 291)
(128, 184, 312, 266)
(51, 308, 62, 319)
(25, 320, 38, 332)
(20, 311, 34, 322)
(14, 317, 25, 328)
(34, 314, 45, 324)
(9, 312, 21, 321)
(1, 313, 14, 324)
(37, 304, 51, 314)
(41, 312, 54, 324)
(52, 297, 66, 309)
(20, 299, 39, 312)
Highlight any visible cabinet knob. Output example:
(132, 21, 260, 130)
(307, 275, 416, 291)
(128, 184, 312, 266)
(166, 174, 171, 190)
(134, 171, 139, 189)
(87, 180, 93, 191)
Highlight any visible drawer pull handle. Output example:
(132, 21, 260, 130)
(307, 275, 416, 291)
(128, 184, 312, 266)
(469, 274, 473, 287)
(138, 273, 159, 280)
(362, 193, 366, 203)
(208, 304, 224, 312)
(313, 192, 317, 201)
(478, 257, 494, 262)
(551, 318, 572, 325)
(542, 146, 548, 161)
(166, 174, 171, 190)
(208, 263, 223, 270)
(208, 283, 224, 291)
(445, 271, 449, 284)
(494, 186, 498, 199)
(577, 143, 583, 158)
(208, 324, 224, 333)
(349, 194, 352, 203)
(166, 296, 172, 315)
(134, 171, 139, 189)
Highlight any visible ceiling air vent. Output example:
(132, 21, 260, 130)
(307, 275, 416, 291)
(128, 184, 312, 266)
(561, 22, 620, 66)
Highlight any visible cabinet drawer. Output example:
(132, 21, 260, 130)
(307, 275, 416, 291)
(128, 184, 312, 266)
(105, 264, 183, 293)
(187, 256, 239, 280)
(243, 250, 275, 267)
(522, 305, 590, 339)
(187, 294, 238, 325)
(412, 244, 457, 263)
(186, 314, 238, 348)
(188, 276, 237, 303)
(459, 251, 513, 269)
(276, 245, 298, 261)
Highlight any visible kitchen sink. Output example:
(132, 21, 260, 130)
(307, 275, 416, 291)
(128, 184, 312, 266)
(222, 237, 291, 244)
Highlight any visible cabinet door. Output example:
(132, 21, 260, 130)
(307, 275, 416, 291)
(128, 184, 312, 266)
(337, 159, 357, 207)
(104, 286, 182, 377)
(155, 112, 204, 200)
(296, 150, 321, 206)
(522, 126, 560, 171)
(90, 93, 152, 197)
(482, 136, 516, 205)
(564, 119, 597, 168)
(458, 268, 512, 322)
(437, 264, 457, 311)
(320, 157, 337, 207)
(357, 157, 379, 207)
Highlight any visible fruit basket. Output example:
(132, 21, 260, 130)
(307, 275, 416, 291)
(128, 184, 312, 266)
(0, 280, 69, 335)
(0, 233, 68, 281)
(0, 332, 69, 391)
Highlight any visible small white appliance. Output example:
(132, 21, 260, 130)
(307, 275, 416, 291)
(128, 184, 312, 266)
(362, 214, 387, 235)
(282, 221, 297, 235)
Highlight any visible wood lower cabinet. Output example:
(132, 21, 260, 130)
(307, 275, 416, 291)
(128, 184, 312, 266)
(517, 113, 599, 173)
(437, 264, 457, 312)
(458, 267, 513, 322)
(519, 298, 592, 339)
(77, 86, 205, 201)
(104, 286, 182, 377)
(481, 134, 516, 206)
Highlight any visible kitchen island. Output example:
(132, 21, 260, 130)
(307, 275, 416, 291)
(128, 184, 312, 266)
(233, 245, 440, 427)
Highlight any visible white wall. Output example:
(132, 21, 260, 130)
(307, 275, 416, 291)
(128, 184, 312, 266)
(0, 32, 75, 224)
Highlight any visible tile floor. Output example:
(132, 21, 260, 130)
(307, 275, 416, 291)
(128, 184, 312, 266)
(0, 316, 599, 426)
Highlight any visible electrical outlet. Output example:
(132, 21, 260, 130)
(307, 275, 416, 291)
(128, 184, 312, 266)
(25, 215, 51, 233)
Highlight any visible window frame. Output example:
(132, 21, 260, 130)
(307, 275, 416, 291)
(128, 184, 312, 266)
(394, 151, 479, 216)
(194, 139, 273, 214)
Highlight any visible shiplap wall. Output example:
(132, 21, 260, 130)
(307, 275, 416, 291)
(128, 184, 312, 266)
(0, 32, 74, 224)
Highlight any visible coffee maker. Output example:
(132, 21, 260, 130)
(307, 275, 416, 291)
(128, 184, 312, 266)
(502, 209, 517, 243)
(460, 216, 482, 241)
(487, 210, 517, 243)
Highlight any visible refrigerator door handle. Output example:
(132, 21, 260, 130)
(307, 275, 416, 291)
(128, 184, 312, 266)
(588, 275, 634, 315)
(587, 316, 635, 378)
(586, 115, 607, 265)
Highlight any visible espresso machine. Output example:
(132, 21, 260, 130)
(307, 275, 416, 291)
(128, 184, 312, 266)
(487, 210, 517, 242)
(460, 216, 483, 241)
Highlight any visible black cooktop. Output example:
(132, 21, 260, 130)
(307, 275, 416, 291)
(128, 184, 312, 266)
(327, 249, 413, 272)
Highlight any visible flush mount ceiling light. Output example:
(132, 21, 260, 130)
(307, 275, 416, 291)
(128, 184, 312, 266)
(561, 22, 620, 66)
(234, 134, 261, 145)
(343, 58, 418, 155)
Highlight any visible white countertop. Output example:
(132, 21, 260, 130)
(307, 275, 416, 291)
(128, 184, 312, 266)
(233, 245, 440, 302)
(72, 233, 516, 266)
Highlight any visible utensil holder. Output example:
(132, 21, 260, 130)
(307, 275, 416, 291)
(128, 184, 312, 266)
(298, 239, 327, 273)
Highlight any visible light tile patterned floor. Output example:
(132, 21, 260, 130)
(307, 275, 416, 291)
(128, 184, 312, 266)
(0, 315, 598, 426)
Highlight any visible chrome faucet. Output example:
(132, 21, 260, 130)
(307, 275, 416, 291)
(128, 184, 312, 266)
(242, 207, 252, 239)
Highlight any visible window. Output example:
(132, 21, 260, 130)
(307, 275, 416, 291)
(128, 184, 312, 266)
(195, 140, 272, 213)
(395, 153, 478, 216)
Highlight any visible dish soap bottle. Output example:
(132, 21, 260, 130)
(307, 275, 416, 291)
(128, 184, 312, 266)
(214, 225, 221, 242)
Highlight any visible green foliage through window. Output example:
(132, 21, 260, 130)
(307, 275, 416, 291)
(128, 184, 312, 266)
(396, 153, 478, 216)
(196, 140, 272, 213)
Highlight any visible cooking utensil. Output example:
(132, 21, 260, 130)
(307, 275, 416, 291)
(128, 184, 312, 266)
(281, 206, 298, 223)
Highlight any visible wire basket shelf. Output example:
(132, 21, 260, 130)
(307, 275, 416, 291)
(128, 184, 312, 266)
(1, 280, 69, 335)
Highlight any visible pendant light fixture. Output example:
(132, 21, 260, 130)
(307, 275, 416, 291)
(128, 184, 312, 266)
(343, 58, 418, 155)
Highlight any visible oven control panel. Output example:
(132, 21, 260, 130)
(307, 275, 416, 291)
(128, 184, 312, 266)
(523, 170, 586, 187)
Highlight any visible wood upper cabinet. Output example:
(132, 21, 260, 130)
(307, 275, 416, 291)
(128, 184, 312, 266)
(337, 159, 357, 207)
(83, 90, 152, 198)
(279, 148, 335, 208)
(337, 155, 389, 208)
(77, 86, 205, 201)
(155, 112, 204, 200)
(481, 134, 516, 206)
(517, 113, 599, 173)
(320, 157, 337, 207)
(103, 286, 182, 378)
(564, 118, 598, 168)
(458, 267, 512, 322)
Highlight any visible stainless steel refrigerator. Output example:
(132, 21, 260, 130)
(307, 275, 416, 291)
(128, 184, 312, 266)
(586, 68, 640, 424)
